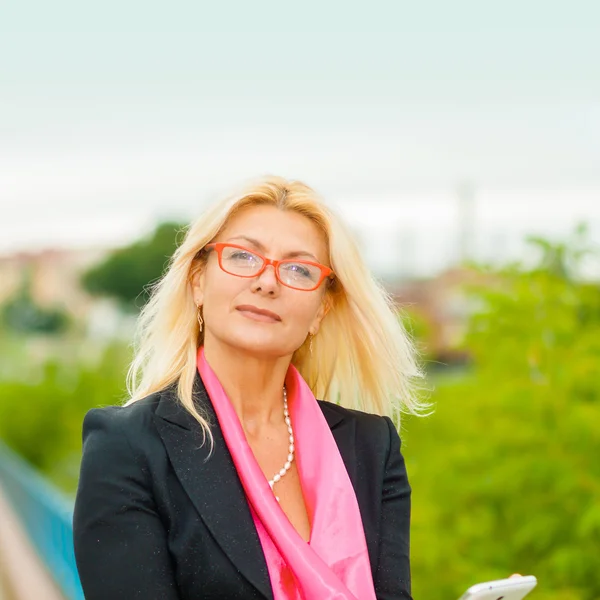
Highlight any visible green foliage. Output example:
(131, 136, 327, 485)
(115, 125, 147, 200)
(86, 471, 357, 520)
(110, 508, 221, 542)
(0, 341, 130, 495)
(406, 226, 600, 600)
(81, 221, 187, 311)
(399, 306, 435, 364)
(1, 224, 599, 598)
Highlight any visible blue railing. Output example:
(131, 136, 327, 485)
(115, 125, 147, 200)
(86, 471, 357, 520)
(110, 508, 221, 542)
(0, 440, 83, 600)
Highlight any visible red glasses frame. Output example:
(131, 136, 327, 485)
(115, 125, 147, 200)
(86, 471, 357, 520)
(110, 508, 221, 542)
(204, 242, 334, 291)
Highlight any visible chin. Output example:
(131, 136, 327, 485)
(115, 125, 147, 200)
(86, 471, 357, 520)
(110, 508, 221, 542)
(226, 335, 292, 358)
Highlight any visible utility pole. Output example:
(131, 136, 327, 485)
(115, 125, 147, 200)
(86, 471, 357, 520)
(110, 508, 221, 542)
(457, 180, 476, 265)
(396, 228, 416, 280)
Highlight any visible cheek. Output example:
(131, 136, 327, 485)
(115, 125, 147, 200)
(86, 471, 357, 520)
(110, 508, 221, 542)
(201, 268, 242, 314)
(286, 293, 323, 329)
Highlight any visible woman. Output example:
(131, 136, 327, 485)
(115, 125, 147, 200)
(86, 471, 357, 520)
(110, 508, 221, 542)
(73, 176, 426, 600)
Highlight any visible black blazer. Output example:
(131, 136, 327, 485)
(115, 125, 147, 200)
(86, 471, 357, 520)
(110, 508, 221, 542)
(73, 372, 412, 600)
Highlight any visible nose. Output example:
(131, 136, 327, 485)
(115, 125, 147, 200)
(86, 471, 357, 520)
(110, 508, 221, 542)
(252, 264, 280, 294)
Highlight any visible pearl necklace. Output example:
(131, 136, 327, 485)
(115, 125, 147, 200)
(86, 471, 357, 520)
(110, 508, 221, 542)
(268, 386, 294, 503)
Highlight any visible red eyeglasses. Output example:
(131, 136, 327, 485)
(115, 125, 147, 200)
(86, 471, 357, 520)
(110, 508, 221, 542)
(204, 243, 334, 291)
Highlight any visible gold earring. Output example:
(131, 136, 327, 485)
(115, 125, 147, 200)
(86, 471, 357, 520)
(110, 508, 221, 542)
(309, 333, 314, 355)
(196, 304, 203, 333)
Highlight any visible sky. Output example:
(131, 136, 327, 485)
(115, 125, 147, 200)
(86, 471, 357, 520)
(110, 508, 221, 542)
(1, 1, 599, 276)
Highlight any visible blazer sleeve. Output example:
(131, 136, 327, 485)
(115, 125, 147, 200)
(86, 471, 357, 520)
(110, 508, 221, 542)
(374, 416, 413, 600)
(73, 407, 181, 600)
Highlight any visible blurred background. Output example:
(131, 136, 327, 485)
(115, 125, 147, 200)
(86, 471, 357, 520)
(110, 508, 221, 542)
(1, 1, 599, 599)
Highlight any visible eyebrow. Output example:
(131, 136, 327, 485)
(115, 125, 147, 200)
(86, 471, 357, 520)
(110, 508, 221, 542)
(226, 235, 321, 262)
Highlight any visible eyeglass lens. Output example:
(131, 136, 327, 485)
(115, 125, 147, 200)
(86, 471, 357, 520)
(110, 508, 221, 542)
(220, 246, 323, 289)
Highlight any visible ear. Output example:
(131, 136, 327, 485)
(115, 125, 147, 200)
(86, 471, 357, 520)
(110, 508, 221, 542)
(309, 293, 332, 335)
(190, 268, 206, 306)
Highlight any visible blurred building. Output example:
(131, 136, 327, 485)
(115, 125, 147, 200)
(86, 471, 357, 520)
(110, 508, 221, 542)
(0, 247, 99, 313)
(390, 267, 495, 364)
(0, 247, 133, 341)
(0, 245, 496, 363)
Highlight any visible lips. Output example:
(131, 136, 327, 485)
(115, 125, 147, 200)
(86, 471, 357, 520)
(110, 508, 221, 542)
(236, 305, 282, 322)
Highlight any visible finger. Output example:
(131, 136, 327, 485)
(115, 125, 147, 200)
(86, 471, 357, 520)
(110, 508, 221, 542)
(509, 574, 522, 578)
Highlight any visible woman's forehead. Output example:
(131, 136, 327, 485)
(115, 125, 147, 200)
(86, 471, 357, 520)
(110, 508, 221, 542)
(221, 205, 328, 254)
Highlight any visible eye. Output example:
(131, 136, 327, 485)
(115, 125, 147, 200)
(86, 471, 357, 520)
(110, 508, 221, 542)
(282, 263, 316, 279)
(230, 250, 255, 260)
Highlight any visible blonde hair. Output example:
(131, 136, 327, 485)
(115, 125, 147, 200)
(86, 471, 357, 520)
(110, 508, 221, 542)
(125, 176, 428, 447)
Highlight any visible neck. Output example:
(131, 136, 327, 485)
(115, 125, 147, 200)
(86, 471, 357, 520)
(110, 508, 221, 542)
(202, 339, 292, 433)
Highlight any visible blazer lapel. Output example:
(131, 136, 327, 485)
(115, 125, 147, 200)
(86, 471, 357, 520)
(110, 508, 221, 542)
(154, 372, 378, 597)
(154, 373, 273, 599)
(317, 401, 380, 579)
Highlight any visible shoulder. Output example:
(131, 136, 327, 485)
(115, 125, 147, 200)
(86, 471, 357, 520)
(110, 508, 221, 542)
(316, 398, 393, 429)
(81, 390, 165, 452)
(83, 392, 161, 427)
(316, 399, 398, 456)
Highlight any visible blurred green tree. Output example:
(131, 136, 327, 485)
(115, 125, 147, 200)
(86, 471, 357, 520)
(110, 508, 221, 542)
(399, 306, 436, 365)
(81, 221, 186, 311)
(0, 341, 131, 495)
(2, 223, 599, 599)
(406, 224, 600, 600)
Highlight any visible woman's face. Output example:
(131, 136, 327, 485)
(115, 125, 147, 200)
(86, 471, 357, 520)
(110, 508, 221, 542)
(191, 204, 332, 358)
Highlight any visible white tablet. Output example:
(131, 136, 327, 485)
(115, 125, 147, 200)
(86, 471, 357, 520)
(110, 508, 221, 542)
(458, 575, 537, 600)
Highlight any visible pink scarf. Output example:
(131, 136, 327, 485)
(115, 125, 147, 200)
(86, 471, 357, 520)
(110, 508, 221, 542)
(197, 347, 377, 600)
